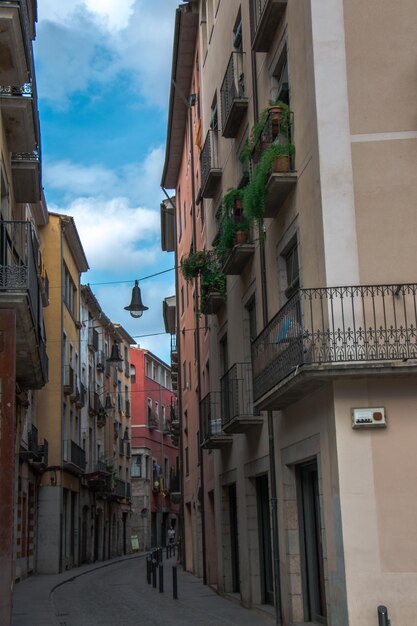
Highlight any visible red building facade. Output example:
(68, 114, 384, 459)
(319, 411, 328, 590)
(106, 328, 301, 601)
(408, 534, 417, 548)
(130, 347, 179, 549)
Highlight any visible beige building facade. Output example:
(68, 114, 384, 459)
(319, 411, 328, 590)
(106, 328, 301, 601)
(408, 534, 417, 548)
(162, 1, 417, 624)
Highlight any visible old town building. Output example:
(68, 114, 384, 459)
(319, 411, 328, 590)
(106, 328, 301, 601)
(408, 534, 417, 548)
(162, 1, 417, 624)
(130, 346, 179, 550)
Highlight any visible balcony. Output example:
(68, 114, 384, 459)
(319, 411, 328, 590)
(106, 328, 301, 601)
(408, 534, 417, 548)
(89, 390, 102, 416)
(200, 392, 232, 449)
(126, 482, 131, 499)
(0, 0, 36, 87)
(88, 327, 99, 351)
(78, 382, 86, 408)
(125, 400, 131, 417)
(0, 83, 38, 152)
(114, 479, 126, 499)
(250, 111, 297, 218)
(220, 51, 248, 138)
(20, 424, 48, 469)
(126, 443, 131, 458)
(148, 413, 158, 430)
(221, 362, 263, 433)
(63, 440, 86, 475)
(200, 129, 222, 198)
(96, 350, 105, 372)
(0, 220, 47, 388)
(84, 462, 111, 492)
(11, 150, 41, 202)
(63, 365, 74, 395)
(252, 284, 417, 410)
(222, 221, 255, 276)
(250, 0, 287, 52)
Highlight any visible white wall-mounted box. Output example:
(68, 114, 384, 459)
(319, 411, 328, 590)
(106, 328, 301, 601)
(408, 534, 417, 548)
(352, 407, 386, 429)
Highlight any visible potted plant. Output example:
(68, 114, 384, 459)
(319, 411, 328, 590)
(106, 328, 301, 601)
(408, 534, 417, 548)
(223, 188, 244, 215)
(243, 141, 295, 221)
(181, 250, 208, 282)
(234, 220, 250, 245)
(199, 253, 226, 313)
(268, 99, 288, 122)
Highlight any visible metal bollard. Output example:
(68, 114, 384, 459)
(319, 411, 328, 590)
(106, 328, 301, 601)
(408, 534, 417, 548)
(172, 565, 178, 600)
(159, 547, 163, 563)
(152, 560, 157, 588)
(159, 564, 164, 593)
(146, 556, 151, 584)
(377, 606, 389, 626)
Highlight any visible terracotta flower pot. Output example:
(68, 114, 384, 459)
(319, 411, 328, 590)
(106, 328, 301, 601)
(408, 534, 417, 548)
(273, 155, 290, 172)
(234, 230, 249, 245)
(269, 105, 285, 123)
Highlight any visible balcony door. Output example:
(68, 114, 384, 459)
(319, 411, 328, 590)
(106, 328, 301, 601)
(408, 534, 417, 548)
(256, 475, 274, 605)
(298, 461, 327, 623)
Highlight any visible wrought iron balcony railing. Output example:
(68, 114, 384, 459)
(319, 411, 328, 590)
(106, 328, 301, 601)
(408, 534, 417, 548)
(200, 392, 232, 448)
(252, 284, 417, 403)
(64, 440, 86, 471)
(220, 51, 248, 138)
(88, 327, 99, 351)
(115, 479, 126, 498)
(0, 220, 39, 317)
(27, 423, 38, 453)
(200, 129, 221, 198)
(221, 362, 256, 426)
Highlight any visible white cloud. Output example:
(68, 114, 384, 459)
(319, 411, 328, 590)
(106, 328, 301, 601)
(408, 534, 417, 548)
(44, 145, 165, 208)
(49, 195, 160, 274)
(38, 0, 136, 32)
(35, 0, 180, 108)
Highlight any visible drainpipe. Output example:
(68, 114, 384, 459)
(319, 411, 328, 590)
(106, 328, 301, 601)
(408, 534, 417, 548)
(161, 187, 185, 568)
(251, 48, 282, 624)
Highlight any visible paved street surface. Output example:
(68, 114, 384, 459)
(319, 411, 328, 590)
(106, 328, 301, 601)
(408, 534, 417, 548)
(12, 553, 274, 625)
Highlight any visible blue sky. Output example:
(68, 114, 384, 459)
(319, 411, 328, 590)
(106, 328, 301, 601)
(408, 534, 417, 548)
(34, 0, 180, 363)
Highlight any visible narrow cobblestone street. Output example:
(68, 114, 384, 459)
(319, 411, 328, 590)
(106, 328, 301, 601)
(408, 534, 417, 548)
(12, 554, 274, 626)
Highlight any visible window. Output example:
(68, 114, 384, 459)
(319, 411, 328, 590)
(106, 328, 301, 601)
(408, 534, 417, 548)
(152, 363, 157, 381)
(246, 297, 257, 342)
(210, 95, 218, 130)
(131, 454, 142, 478)
(125, 385, 129, 412)
(185, 447, 189, 476)
(284, 238, 299, 299)
(63, 264, 76, 315)
(219, 334, 228, 376)
(130, 364, 136, 384)
(181, 287, 185, 315)
(145, 358, 150, 378)
(188, 362, 192, 390)
(155, 402, 159, 420)
(271, 43, 289, 106)
(147, 398, 152, 420)
(145, 455, 149, 479)
(162, 405, 166, 429)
